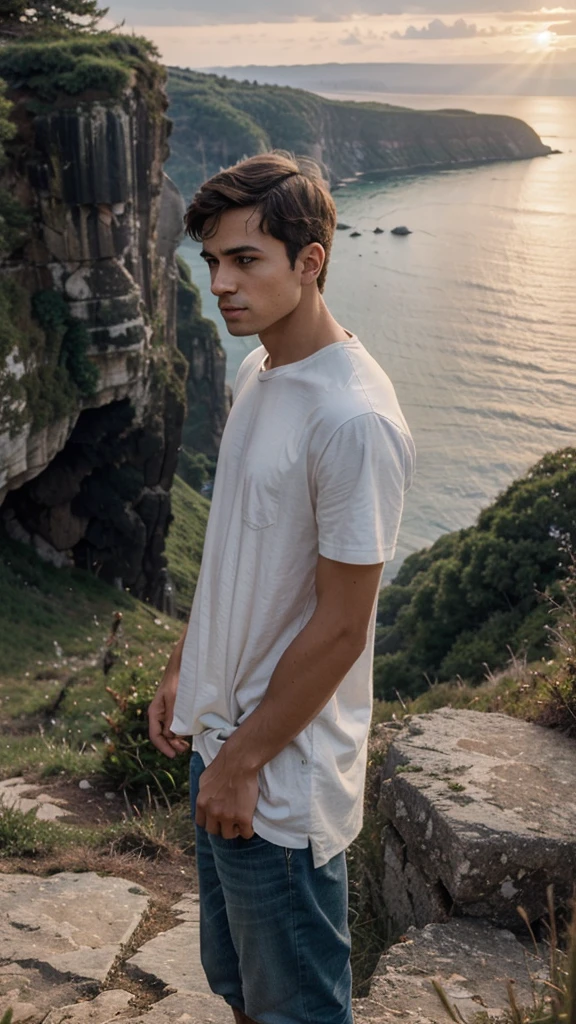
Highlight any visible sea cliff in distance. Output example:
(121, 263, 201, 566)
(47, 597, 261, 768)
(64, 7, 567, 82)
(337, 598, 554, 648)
(166, 68, 552, 201)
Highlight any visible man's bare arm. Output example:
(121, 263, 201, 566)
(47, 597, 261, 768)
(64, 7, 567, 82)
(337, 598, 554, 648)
(194, 555, 383, 837)
(148, 625, 190, 759)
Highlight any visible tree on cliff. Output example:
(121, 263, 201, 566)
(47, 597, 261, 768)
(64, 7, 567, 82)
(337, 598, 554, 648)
(0, 0, 109, 40)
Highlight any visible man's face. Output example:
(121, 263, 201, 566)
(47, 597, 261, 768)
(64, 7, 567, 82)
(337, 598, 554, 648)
(200, 206, 303, 336)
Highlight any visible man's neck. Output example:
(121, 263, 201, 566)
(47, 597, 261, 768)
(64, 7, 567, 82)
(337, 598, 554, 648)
(259, 291, 349, 371)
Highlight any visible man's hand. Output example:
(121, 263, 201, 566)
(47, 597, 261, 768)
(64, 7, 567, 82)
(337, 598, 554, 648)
(148, 676, 189, 760)
(148, 626, 190, 759)
(195, 750, 259, 840)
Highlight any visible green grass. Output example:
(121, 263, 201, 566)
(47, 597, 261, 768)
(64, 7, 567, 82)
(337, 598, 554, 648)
(371, 641, 576, 741)
(0, 800, 105, 857)
(0, 527, 135, 679)
(0, 475, 208, 786)
(0, 802, 65, 857)
(0, 473, 206, 683)
(0, 475, 208, 781)
(0, 794, 196, 863)
(165, 474, 210, 619)
(0, 734, 102, 780)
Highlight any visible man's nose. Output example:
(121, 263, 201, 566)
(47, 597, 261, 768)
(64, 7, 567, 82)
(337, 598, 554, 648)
(211, 266, 238, 296)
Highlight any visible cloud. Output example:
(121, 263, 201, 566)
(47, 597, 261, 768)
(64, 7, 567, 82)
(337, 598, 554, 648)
(313, 12, 349, 21)
(391, 17, 499, 38)
(494, 8, 576, 21)
(339, 30, 363, 44)
(103, 0, 576, 27)
(547, 16, 576, 31)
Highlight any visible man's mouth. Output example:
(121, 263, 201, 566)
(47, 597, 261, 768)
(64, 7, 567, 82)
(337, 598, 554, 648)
(220, 306, 247, 320)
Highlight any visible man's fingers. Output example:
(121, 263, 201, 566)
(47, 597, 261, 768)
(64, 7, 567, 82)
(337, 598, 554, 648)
(168, 737, 190, 754)
(150, 730, 176, 758)
(199, 805, 255, 839)
(148, 704, 177, 758)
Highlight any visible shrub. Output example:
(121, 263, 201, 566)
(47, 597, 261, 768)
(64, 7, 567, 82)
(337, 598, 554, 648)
(103, 668, 190, 800)
(373, 650, 426, 701)
(374, 448, 576, 699)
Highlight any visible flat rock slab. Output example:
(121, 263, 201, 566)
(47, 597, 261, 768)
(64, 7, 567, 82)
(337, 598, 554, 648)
(0, 961, 83, 1024)
(353, 918, 543, 1023)
(130, 992, 227, 1023)
(379, 709, 576, 927)
(0, 872, 150, 1022)
(127, 893, 219, 1003)
(42, 989, 135, 1023)
(0, 777, 72, 821)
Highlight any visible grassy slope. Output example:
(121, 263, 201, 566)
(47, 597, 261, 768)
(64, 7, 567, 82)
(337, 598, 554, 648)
(0, 475, 208, 778)
(164, 474, 210, 620)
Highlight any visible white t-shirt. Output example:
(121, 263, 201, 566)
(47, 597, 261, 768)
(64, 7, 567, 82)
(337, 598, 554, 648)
(172, 335, 415, 867)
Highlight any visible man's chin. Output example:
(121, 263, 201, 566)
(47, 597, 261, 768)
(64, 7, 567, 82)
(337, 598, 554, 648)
(224, 320, 257, 337)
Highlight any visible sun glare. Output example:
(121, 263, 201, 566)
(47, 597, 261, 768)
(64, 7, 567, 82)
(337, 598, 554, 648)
(534, 29, 555, 48)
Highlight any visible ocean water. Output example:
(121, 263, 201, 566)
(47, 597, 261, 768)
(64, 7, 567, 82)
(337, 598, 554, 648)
(179, 94, 576, 583)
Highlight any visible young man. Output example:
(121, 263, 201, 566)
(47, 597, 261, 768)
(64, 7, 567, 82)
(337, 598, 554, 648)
(148, 152, 415, 1024)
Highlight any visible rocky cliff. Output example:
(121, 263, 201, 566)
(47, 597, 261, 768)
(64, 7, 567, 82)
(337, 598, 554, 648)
(165, 68, 552, 201)
(0, 37, 224, 603)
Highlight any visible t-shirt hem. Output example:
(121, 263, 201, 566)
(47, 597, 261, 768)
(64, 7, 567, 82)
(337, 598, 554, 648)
(251, 816, 309, 851)
(251, 818, 360, 870)
(310, 828, 360, 868)
(318, 541, 396, 564)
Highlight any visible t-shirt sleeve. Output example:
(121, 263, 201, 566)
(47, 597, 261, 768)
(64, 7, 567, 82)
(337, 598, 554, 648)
(314, 412, 415, 564)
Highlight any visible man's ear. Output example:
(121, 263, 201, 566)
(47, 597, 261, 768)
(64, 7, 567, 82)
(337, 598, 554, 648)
(299, 242, 325, 287)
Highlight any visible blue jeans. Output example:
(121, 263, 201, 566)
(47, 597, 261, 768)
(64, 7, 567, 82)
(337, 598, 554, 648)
(189, 751, 354, 1024)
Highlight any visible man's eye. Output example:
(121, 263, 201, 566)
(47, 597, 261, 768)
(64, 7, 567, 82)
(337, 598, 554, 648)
(238, 256, 255, 266)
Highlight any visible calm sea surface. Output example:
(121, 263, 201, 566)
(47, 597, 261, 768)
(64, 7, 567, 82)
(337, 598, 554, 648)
(179, 94, 576, 583)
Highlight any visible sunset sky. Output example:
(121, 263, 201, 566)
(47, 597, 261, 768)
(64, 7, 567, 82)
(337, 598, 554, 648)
(99, 2, 576, 67)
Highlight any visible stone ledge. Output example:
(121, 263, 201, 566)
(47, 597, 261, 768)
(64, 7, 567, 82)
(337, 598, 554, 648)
(379, 708, 576, 928)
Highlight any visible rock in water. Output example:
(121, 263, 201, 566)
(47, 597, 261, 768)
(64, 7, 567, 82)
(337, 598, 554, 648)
(391, 225, 412, 235)
(336, 222, 351, 230)
(350, 231, 362, 238)
(373, 227, 385, 234)
(378, 708, 576, 930)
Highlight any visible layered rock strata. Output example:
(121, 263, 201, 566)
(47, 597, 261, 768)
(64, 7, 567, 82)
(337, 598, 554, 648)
(0, 59, 188, 600)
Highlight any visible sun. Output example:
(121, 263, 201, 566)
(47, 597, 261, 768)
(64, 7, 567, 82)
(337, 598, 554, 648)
(533, 29, 555, 48)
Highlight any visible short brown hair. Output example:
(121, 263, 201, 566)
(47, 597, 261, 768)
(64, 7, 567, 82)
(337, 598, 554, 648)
(184, 151, 337, 292)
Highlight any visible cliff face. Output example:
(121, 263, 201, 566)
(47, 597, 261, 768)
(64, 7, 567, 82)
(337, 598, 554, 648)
(165, 69, 552, 201)
(0, 39, 191, 603)
(311, 102, 551, 182)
